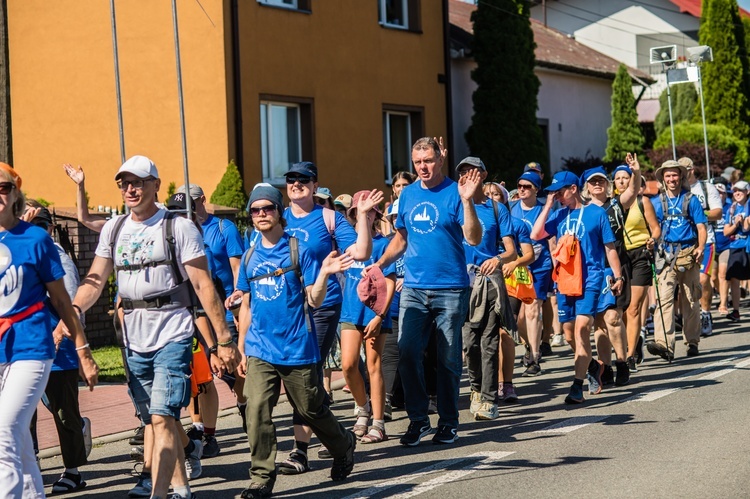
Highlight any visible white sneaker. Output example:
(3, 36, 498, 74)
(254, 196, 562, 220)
(81, 417, 92, 458)
(184, 439, 203, 480)
(469, 390, 481, 415)
(551, 334, 566, 347)
(700, 311, 713, 337)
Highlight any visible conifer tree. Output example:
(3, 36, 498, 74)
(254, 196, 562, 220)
(210, 160, 247, 211)
(654, 83, 697, 137)
(604, 64, 645, 162)
(465, 0, 547, 178)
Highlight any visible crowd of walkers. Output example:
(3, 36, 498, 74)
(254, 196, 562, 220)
(0, 136, 747, 499)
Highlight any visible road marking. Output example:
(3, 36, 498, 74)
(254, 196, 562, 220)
(341, 451, 514, 499)
(534, 416, 609, 434)
(627, 388, 680, 402)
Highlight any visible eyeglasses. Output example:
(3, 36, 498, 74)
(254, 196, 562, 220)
(587, 177, 608, 185)
(457, 169, 474, 177)
(117, 178, 153, 190)
(517, 183, 534, 190)
(286, 176, 312, 185)
(250, 204, 277, 216)
(0, 182, 15, 195)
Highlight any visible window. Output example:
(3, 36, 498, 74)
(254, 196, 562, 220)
(260, 98, 314, 184)
(256, 0, 311, 12)
(383, 106, 423, 182)
(378, 0, 420, 31)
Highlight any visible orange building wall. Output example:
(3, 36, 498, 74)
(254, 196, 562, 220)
(237, 1, 448, 197)
(7, 0, 232, 208)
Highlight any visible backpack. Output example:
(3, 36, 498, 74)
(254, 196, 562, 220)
(109, 211, 194, 311)
(659, 191, 697, 239)
(241, 235, 312, 331)
(550, 207, 584, 297)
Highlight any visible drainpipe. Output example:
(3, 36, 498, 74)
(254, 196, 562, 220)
(442, 0, 454, 177)
(231, 0, 245, 178)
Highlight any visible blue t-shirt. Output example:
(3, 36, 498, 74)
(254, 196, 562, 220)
(544, 204, 616, 292)
(463, 199, 513, 266)
(388, 254, 405, 319)
(506, 216, 532, 255)
(652, 191, 708, 246)
(714, 204, 731, 253)
(723, 202, 750, 250)
(395, 177, 468, 289)
(202, 215, 244, 322)
(237, 233, 320, 366)
(511, 200, 553, 273)
(340, 235, 397, 328)
(51, 244, 81, 372)
(0, 222, 65, 363)
(283, 205, 358, 308)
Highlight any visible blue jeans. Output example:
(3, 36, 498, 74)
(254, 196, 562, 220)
(398, 287, 469, 428)
(126, 338, 192, 423)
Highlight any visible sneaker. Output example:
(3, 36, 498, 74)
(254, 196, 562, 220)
(130, 446, 144, 462)
(330, 431, 356, 481)
(474, 401, 499, 421)
(81, 417, 92, 459)
(202, 434, 220, 458)
(432, 424, 458, 444)
(51, 471, 86, 494)
(400, 419, 434, 447)
(238, 404, 247, 434)
(645, 316, 655, 336)
(687, 344, 700, 357)
(727, 310, 740, 322)
(428, 396, 438, 415)
(279, 449, 310, 474)
(601, 364, 614, 386)
(587, 360, 604, 395)
(646, 341, 674, 362)
(239, 481, 273, 498)
(318, 446, 332, 459)
(185, 438, 203, 480)
(614, 360, 630, 386)
(551, 333, 566, 347)
(186, 425, 203, 442)
(129, 425, 145, 446)
(700, 311, 712, 337)
(522, 362, 542, 377)
(564, 383, 585, 404)
(498, 384, 518, 403)
(167, 493, 197, 499)
(521, 346, 532, 367)
(469, 390, 482, 415)
(635, 335, 644, 365)
(540, 341, 553, 357)
(128, 472, 152, 498)
(626, 356, 638, 373)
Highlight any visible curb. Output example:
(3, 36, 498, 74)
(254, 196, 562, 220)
(39, 376, 347, 460)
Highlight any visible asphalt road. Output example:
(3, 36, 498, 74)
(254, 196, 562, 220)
(40, 307, 750, 499)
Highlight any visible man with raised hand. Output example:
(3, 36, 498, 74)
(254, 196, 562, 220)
(375, 137, 483, 447)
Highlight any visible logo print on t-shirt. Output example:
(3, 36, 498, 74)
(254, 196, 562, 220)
(0, 243, 23, 316)
(286, 227, 309, 243)
(409, 202, 439, 234)
(252, 262, 285, 302)
(347, 261, 366, 281)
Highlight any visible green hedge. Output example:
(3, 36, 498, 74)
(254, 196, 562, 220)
(653, 122, 748, 168)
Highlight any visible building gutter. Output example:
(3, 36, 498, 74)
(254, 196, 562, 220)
(230, 0, 244, 176)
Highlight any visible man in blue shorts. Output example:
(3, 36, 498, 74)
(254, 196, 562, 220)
(376, 137, 483, 445)
(531, 171, 623, 404)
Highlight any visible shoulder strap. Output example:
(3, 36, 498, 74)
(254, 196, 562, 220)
(109, 214, 129, 259)
(700, 181, 709, 209)
(164, 212, 183, 285)
(218, 217, 225, 235)
(322, 208, 337, 251)
(491, 200, 500, 246)
(245, 236, 301, 283)
(637, 194, 644, 216)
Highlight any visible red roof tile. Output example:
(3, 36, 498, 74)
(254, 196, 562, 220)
(669, 0, 750, 18)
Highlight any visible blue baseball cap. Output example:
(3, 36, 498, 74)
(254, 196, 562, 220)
(612, 165, 633, 178)
(314, 187, 332, 200)
(545, 171, 580, 193)
(517, 171, 542, 190)
(581, 166, 609, 186)
(285, 161, 318, 178)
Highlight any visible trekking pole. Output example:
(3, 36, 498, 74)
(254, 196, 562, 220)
(650, 253, 672, 364)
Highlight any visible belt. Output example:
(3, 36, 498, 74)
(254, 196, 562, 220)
(0, 301, 45, 341)
(120, 295, 173, 310)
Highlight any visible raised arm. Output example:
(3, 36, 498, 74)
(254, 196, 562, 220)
(619, 153, 642, 209)
(306, 251, 354, 308)
(458, 170, 482, 245)
(531, 195, 555, 241)
(63, 164, 107, 233)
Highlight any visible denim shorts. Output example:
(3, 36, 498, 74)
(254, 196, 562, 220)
(126, 338, 192, 423)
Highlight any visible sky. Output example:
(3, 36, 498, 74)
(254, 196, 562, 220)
(740, 0, 750, 11)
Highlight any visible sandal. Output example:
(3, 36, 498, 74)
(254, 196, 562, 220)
(51, 472, 86, 494)
(719, 306, 729, 316)
(278, 449, 310, 475)
(360, 426, 388, 444)
(353, 423, 369, 439)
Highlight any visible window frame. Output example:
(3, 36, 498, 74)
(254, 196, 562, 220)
(256, 0, 311, 13)
(378, 0, 421, 32)
(382, 105, 424, 184)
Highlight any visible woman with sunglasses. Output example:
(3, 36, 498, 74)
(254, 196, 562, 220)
(314, 187, 336, 210)
(278, 162, 383, 473)
(0, 163, 98, 496)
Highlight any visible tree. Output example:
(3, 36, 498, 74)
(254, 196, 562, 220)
(465, 0, 547, 179)
(654, 83, 697, 137)
(604, 64, 645, 162)
(210, 160, 247, 211)
(698, 0, 750, 138)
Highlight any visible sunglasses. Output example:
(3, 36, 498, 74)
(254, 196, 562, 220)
(315, 197, 329, 206)
(250, 204, 278, 216)
(286, 176, 312, 185)
(117, 178, 153, 190)
(0, 182, 15, 195)
(517, 183, 534, 190)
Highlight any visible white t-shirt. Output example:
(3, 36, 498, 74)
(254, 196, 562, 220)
(690, 180, 722, 245)
(95, 209, 205, 353)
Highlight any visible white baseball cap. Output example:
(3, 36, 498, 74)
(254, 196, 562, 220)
(115, 155, 159, 180)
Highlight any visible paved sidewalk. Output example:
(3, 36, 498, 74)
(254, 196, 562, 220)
(36, 371, 345, 452)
